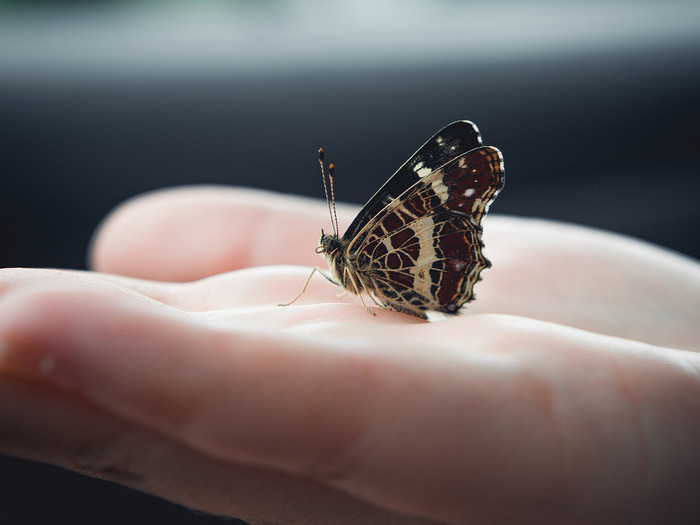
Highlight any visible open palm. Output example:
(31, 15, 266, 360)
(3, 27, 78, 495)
(1, 186, 699, 524)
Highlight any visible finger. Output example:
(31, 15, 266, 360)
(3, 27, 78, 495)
(476, 217, 700, 351)
(90, 186, 357, 281)
(0, 378, 437, 524)
(0, 267, 192, 314)
(0, 282, 427, 524)
(1, 284, 699, 523)
(0, 266, 389, 316)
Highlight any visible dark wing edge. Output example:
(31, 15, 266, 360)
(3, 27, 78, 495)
(343, 120, 483, 241)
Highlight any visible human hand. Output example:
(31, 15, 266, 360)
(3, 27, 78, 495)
(1, 186, 699, 524)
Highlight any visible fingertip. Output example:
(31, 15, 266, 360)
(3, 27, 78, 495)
(90, 186, 243, 281)
(90, 186, 356, 282)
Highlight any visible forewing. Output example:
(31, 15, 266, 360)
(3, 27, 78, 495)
(349, 146, 504, 316)
(343, 120, 483, 241)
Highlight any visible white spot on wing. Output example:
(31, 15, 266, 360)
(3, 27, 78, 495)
(462, 188, 475, 197)
(413, 161, 433, 178)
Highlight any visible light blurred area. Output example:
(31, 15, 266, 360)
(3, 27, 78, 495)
(1, 3, 700, 524)
(2, 0, 699, 76)
(2, 0, 700, 271)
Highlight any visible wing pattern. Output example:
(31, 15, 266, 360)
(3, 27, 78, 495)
(345, 145, 504, 318)
(343, 120, 484, 241)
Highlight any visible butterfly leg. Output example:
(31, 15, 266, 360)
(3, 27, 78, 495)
(357, 294, 376, 316)
(278, 266, 338, 307)
(366, 291, 385, 309)
(343, 268, 377, 316)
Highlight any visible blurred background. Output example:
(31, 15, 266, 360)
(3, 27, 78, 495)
(1, 0, 699, 523)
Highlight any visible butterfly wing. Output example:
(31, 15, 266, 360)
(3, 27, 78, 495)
(343, 120, 483, 242)
(347, 146, 504, 318)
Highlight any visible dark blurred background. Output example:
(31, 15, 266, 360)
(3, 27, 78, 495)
(1, 0, 699, 523)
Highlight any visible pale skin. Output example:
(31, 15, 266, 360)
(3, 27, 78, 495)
(1, 186, 699, 525)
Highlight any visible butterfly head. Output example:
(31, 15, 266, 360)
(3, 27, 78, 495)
(317, 229, 342, 257)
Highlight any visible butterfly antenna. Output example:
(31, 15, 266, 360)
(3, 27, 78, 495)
(318, 148, 339, 237)
(328, 162, 340, 237)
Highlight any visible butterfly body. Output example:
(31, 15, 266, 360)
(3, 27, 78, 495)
(317, 231, 360, 291)
(312, 121, 505, 319)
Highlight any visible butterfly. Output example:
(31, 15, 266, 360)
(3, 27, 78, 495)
(282, 120, 505, 319)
